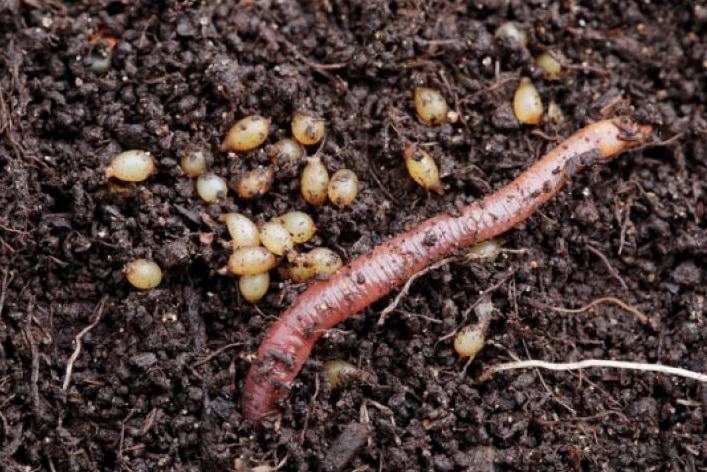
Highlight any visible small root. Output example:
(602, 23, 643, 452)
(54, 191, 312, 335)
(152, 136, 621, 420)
(585, 244, 628, 290)
(62, 297, 108, 391)
(191, 343, 243, 368)
(527, 296, 649, 325)
(299, 373, 320, 445)
(437, 270, 515, 345)
(378, 256, 458, 326)
(478, 358, 707, 384)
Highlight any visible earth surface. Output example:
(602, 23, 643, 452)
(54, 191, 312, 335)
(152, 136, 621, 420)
(1, 1, 706, 471)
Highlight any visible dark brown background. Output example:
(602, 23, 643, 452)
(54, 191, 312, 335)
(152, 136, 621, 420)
(1, 1, 705, 470)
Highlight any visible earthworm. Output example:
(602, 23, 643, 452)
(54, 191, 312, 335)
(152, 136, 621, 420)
(243, 117, 653, 423)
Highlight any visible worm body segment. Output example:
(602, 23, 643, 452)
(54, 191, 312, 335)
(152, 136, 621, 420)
(243, 118, 652, 422)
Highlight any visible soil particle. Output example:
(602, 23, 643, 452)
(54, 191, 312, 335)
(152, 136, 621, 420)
(671, 260, 703, 286)
(490, 102, 521, 131)
(321, 422, 370, 472)
(129, 352, 159, 370)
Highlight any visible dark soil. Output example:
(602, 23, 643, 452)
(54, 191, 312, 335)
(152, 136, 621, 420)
(1, 1, 706, 471)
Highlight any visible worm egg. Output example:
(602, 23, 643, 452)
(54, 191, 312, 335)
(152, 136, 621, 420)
(535, 52, 562, 80)
(179, 147, 209, 178)
(513, 78, 543, 125)
(327, 169, 359, 207)
(125, 258, 162, 290)
(239, 272, 270, 303)
(221, 115, 271, 152)
(301, 156, 330, 206)
(88, 53, 112, 76)
(259, 221, 294, 256)
(546, 101, 565, 125)
(453, 323, 486, 359)
(291, 111, 326, 146)
(414, 87, 449, 126)
(308, 247, 343, 278)
(403, 145, 443, 194)
(219, 213, 260, 248)
(227, 246, 278, 276)
(105, 150, 156, 182)
(323, 360, 364, 389)
(274, 211, 317, 244)
(494, 21, 528, 47)
(268, 138, 305, 170)
(288, 247, 343, 281)
(236, 166, 275, 199)
(288, 254, 317, 283)
(468, 239, 503, 263)
(195, 172, 228, 203)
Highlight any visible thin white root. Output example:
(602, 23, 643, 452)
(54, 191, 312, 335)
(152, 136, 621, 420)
(378, 256, 457, 326)
(63, 297, 107, 391)
(479, 359, 707, 383)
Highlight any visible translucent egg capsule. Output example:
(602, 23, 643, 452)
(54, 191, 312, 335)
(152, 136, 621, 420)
(221, 115, 271, 152)
(125, 258, 162, 290)
(403, 145, 443, 194)
(195, 172, 228, 203)
(227, 246, 278, 276)
(236, 167, 275, 199)
(239, 272, 270, 303)
(105, 150, 156, 182)
(323, 360, 364, 389)
(287, 247, 342, 282)
(291, 111, 325, 146)
(179, 147, 209, 178)
(327, 169, 359, 207)
(268, 138, 305, 170)
(307, 247, 343, 278)
(288, 254, 317, 283)
(301, 156, 330, 206)
(219, 213, 260, 248)
(414, 87, 449, 125)
(259, 221, 294, 256)
(274, 211, 317, 244)
(453, 323, 486, 359)
(468, 239, 503, 263)
(513, 78, 543, 125)
(494, 21, 528, 47)
(535, 52, 562, 81)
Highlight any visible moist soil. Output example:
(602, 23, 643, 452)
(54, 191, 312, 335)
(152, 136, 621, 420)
(1, 1, 706, 471)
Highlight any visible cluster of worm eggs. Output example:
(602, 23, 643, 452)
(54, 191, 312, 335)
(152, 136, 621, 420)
(221, 211, 342, 302)
(108, 23, 561, 297)
(105, 111, 354, 299)
(104, 151, 164, 290)
(217, 112, 360, 208)
(494, 21, 565, 125)
(406, 23, 565, 194)
(404, 87, 450, 194)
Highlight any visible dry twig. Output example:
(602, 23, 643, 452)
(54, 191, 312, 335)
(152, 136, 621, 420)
(0, 267, 12, 319)
(23, 298, 41, 418)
